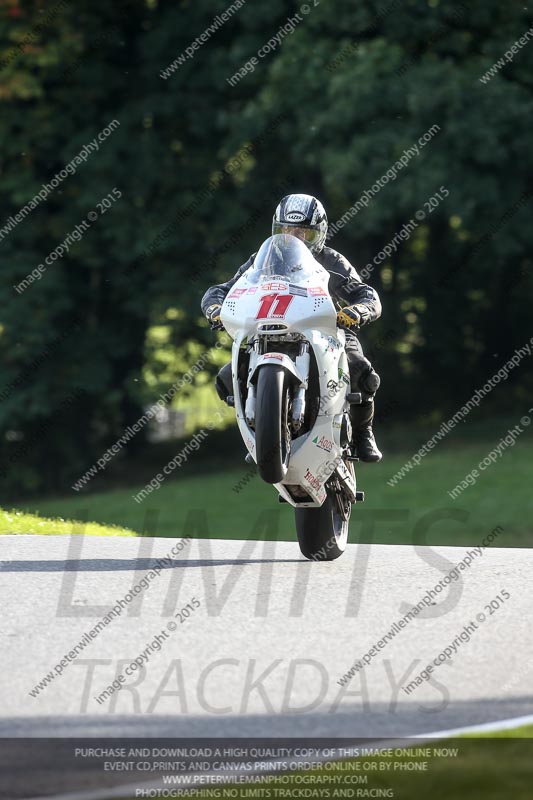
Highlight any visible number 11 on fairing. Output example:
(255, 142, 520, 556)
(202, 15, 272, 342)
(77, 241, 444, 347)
(256, 293, 294, 319)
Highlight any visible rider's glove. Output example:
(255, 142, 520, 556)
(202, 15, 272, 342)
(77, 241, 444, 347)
(337, 304, 363, 331)
(205, 303, 224, 330)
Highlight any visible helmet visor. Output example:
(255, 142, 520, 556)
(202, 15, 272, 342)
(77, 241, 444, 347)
(272, 222, 322, 249)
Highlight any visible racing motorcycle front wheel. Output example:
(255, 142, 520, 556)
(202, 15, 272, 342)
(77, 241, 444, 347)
(254, 364, 292, 484)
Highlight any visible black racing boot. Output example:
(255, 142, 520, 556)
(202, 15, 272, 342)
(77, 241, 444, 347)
(351, 400, 382, 463)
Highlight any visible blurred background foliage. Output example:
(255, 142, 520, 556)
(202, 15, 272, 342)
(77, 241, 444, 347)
(0, 0, 532, 497)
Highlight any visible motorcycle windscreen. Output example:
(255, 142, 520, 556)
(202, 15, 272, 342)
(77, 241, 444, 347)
(247, 234, 327, 285)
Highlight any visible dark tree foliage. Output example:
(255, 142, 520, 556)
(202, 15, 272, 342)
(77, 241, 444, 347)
(0, 0, 532, 495)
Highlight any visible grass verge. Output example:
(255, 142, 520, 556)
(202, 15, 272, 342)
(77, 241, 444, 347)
(18, 434, 533, 547)
(0, 508, 137, 537)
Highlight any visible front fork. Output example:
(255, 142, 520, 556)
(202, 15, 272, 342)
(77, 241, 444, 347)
(244, 338, 310, 433)
(289, 341, 310, 431)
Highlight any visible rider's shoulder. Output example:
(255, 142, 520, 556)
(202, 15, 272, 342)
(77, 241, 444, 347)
(319, 246, 360, 280)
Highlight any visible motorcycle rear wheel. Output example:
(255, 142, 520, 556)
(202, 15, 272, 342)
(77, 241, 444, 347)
(295, 488, 351, 561)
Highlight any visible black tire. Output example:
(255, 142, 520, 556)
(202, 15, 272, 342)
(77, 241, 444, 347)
(295, 492, 351, 561)
(255, 365, 291, 484)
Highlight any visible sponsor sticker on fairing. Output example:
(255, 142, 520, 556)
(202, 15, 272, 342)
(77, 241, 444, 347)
(338, 368, 350, 385)
(288, 283, 308, 297)
(261, 281, 289, 291)
(228, 288, 247, 298)
(245, 435, 255, 452)
(309, 286, 327, 296)
(304, 468, 322, 492)
(313, 435, 334, 452)
(324, 335, 342, 353)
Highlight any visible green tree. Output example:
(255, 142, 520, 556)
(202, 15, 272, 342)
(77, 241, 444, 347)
(1, 0, 532, 497)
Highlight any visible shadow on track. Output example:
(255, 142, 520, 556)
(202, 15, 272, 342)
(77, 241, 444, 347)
(0, 556, 304, 572)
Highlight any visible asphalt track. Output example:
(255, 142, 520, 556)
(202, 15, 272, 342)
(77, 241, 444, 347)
(1, 533, 532, 797)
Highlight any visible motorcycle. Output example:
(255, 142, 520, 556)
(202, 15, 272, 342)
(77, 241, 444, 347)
(220, 234, 365, 561)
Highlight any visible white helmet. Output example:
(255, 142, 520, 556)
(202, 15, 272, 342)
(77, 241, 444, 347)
(272, 193, 328, 253)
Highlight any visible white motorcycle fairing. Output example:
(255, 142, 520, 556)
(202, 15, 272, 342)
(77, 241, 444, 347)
(220, 234, 357, 509)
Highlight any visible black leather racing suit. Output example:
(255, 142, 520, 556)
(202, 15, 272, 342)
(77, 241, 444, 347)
(201, 245, 382, 400)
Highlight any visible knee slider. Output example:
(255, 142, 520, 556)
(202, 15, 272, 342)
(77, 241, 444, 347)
(360, 367, 380, 395)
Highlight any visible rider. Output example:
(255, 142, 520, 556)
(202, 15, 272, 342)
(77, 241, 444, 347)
(201, 193, 382, 462)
